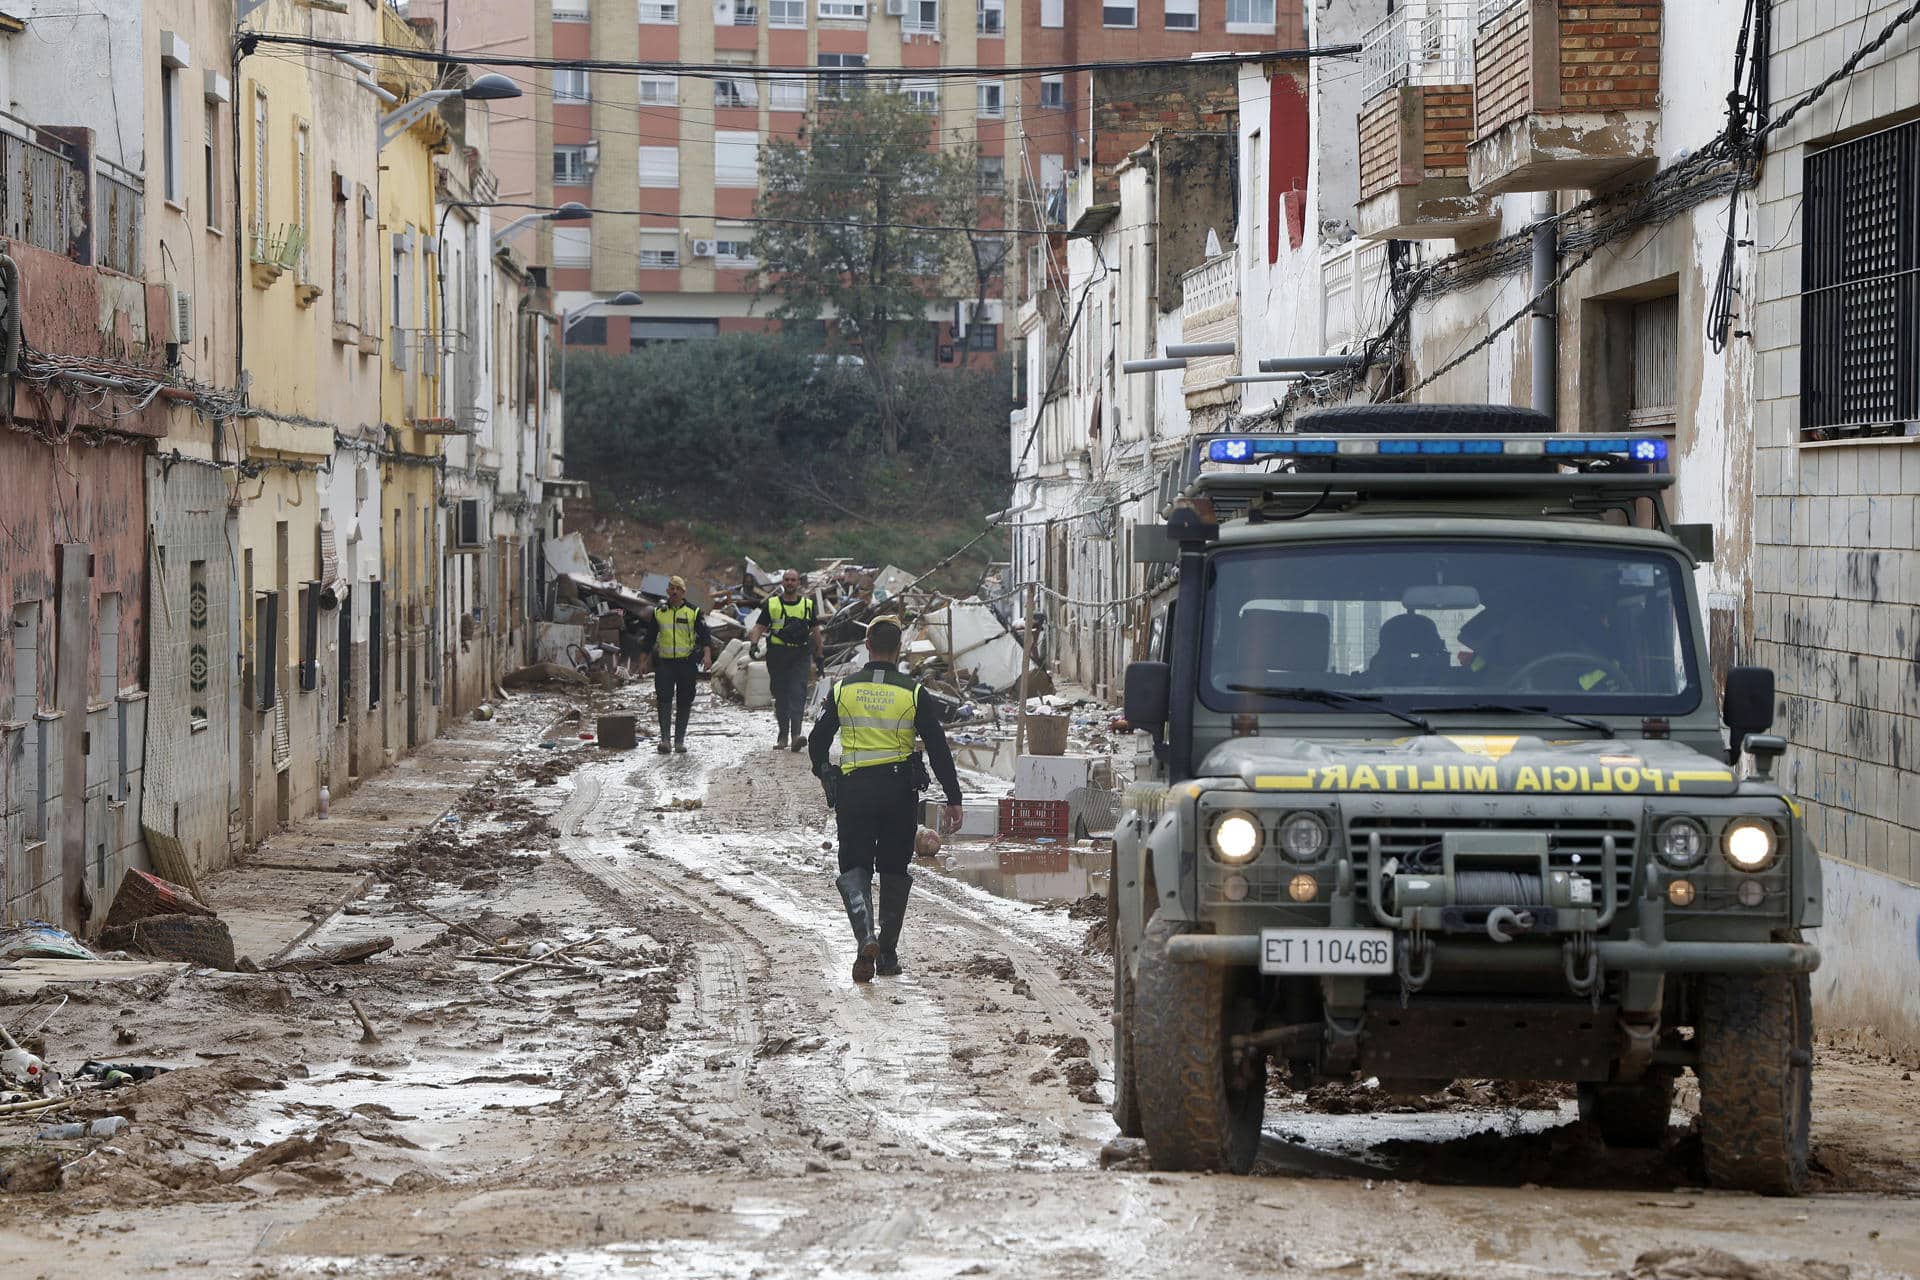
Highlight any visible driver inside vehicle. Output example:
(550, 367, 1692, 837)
(1459, 581, 1626, 693)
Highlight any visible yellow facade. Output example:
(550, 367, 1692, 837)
(375, 7, 452, 757)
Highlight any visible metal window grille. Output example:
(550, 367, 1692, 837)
(1801, 119, 1920, 443)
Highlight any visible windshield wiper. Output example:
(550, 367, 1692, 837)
(1407, 701, 1616, 739)
(1227, 685, 1434, 735)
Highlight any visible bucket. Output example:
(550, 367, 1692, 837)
(1026, 713, 1069, 757)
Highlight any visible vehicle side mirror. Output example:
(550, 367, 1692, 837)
(1124, 661, 1171, 739)
(1722, 665, 1775, 763)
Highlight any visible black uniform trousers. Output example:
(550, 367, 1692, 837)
(766, 645, 811, 739)
(834, 762, 918, 877)
(654, 657, 698, 741)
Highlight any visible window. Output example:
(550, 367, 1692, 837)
(819, 53, 866, 98)
(728, 0, 759, 24)
(554, 144, 591, 185)
(1628, 295, 1679, 432)
(638, 145, 679, 187)
(1041, 0, 1062, 25)
(638, 232, 680, 268)
(817, 0, 866, 17)
(1102, 2, 1136, 27)
(639, 1, 678, 22)
(977, 154, 1004, 192)
(1165, 0, 1198, 29)
(976, 79, 1004, 117)
(358, 185, 376, 340)
(977, 0, 1003, 34)
(1801, 118, 1920, 443)
(1226, 0, 1275, 29)
(769, 76, 807, 111)
(251, 87, 269, 257)
(554, 68, 589, 103)
(904, 0, 937, 34)
(204, 101, 221, 228)
(715, 131, 760, 187)
(332, 173, 350, 323)
(294, 120, 311, 281)
(553, 0, 590, 18)
(715, 56, 758, 108)
(567, 316, 606, 346)
(553, 225, 591, 267)
(187, 561, 209, 728)
(639, 76, 677, 105)
(969, 323, 998, 351)
(1039, 75, 1064, 109)
(1246, 128, 1264, 266)
(900, 77, 939, 111)
(769, 0, 806, 24)
(714, 231, 757, 266)
(1199, 543, 1699, 714)
(162, 64, 181, 203)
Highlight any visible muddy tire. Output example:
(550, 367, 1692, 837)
(1109, 890, 1143, 1138)
(1578, 1068, 1676, 1149)
(1132, 915, 1264, 1173)
(1696, 971, 1811, 1196)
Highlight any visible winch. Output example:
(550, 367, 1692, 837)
(1383, 831, 1617, 941)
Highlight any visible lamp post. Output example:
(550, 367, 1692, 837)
(492, 200, 592, 251)
(378, 73, 521, 150)
(558, 290, 644, 395)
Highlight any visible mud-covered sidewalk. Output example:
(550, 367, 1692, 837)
(1, 687, 1916, 1279)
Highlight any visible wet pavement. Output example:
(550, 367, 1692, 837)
(1, 688, 1916, 1278)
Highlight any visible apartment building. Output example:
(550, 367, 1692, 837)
(438, 0, 1293, 361)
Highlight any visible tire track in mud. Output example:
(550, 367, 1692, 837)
(552, 726, 1114, 1170)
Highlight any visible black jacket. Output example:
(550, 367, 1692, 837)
(807, 662, 962, 805)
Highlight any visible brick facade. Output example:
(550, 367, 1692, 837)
(1359, 83, 1474, 200)
(1475, 0, 1663, 139)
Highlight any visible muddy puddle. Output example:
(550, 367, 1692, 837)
(934, 844, 1111, 903)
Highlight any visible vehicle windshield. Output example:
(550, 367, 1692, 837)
(1199, 541, 1701, 716)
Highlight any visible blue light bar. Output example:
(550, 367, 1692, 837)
(1204, 435, 1670, 465)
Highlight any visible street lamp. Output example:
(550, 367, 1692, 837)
(378, 73, 522, 150)
(558, 291, 644, 392)
(492, 201, 591, 251)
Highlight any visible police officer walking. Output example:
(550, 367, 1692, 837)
(748, 568, 823, 752)
(808, 618, 963, 983)
(647, 575, 712, 754)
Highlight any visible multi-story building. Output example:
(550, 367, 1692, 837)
(427, 0, 1291, 364)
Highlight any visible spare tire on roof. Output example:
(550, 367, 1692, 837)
(1297, 403, 1553, 435)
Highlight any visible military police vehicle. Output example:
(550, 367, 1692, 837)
(1111, 404, 1820, 1195)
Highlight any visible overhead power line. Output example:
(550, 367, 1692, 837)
(236, 30, 1360, 82)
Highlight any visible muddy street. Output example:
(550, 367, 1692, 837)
(2, 690, 1917, 1279)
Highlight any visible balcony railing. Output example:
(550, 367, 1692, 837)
(1477, 0, 1520, 26)
(903, 17, 940, 36)
(95, 159, 143, 276)
(730, 4, 758, 23)
(1180, 252, 1236, 323)
(0, 118, 85, 260)
(1322, 237, 1389, 355)
(1362, 0, 1477, 101)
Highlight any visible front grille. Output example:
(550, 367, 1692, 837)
(1349, 815, 1639, 905)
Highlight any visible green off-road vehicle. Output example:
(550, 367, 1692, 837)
(1111, 404, 1820, 1194)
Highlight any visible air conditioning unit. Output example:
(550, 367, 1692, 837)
(884, 0, 906, 14)
(166, 285, 194, 345)
(689, 238, 718, 258)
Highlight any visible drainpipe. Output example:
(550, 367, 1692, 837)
(1530, 191, 1557, 420)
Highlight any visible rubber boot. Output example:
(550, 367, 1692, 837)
(835, 868, 879, 984)
(776, 730, 789, 750)
(874, 872, 913, 977)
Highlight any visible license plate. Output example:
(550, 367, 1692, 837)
(1259, 929, 1394, 975)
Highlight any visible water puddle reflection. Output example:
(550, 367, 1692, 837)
(934, 845, 1111, 903)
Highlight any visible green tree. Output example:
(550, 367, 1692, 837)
(751, 87, 984, 456)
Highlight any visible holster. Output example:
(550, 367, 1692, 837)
(909, 751, 931, 794)
(817, 764, 842, 810)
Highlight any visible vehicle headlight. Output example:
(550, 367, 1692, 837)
(1211, 811, 1263, 864)
(1654, 817, 1708, 869)
(1722, 819, 1778, 872)
(1279, 811, 1331, 863)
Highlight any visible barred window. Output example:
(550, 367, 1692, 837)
(1801, 118, 1920, 443)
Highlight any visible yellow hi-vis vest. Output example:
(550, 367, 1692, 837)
(656, 604, 700, 659)
(767, 595, 815, 645)
(835, 671, 919, 772)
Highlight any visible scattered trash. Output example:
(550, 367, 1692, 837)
(74, 1061, 166, 1090)
(35, 1116, 127, 1141)
(105, 868, 217, 931)
(0, 922, 97, 962)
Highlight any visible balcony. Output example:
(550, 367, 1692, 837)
(1179, 252, 1238, 412)
(1353, 1, 1497, 240)
(1468, 0, 1662, 194)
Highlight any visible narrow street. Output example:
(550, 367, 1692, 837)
(1, 689, 1915, 1279)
